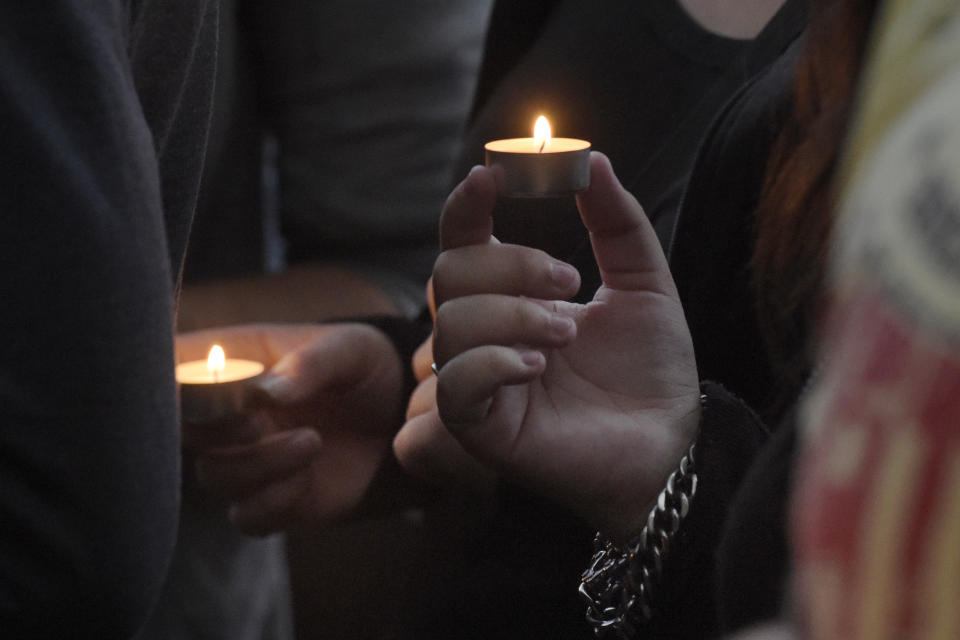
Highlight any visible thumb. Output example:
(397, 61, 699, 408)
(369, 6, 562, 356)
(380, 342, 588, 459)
(253, 326, 380, 404)
(439, 165, 499, 250)
(575, 152, 674, 295)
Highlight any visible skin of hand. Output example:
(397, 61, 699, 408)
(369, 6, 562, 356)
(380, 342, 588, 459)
(176, 322, 404, 535)
(393, 286, 499, 494)
(430, 153, 702, 542)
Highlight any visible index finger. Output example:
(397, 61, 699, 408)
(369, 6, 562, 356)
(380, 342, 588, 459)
(439, 165, 499, 250)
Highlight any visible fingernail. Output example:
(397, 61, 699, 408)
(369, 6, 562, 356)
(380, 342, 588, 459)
(521, 350, 545, 368)
(287, 428, 322, 452)
(549, 314, 577, 341)
(550, 262, 579, 288)
(255, 373, 297, 402)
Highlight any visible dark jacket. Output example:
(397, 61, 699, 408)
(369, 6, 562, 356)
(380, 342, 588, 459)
(657, 36, 808, 636)
(0, 3, 217, 637)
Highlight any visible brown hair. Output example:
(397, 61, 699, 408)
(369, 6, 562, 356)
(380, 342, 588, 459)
(751, 0, 880, 401)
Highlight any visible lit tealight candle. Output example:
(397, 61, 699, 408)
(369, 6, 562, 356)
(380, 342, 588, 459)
(484, 115, 591, 198)
(176, 345, 265, 423)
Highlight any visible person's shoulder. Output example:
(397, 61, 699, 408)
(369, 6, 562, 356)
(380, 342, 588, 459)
(672, 32, 804, 237)
(709, 33, 804, 157)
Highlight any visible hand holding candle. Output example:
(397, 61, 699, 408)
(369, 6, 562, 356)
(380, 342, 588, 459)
(175, 323, 405, 533)
(429, 153, 700, 540)
(485, 115, 591, 197)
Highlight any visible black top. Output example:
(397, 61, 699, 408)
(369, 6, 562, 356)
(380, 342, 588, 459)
(652, 36, 807, 637)
(670, 34, 803, 424)
(0, 3, 217, 637)
(456, 0, 807, 298)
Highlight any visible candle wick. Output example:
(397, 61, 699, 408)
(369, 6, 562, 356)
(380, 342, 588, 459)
(539, 140, 545, 153)
(213, 370, 220, 384)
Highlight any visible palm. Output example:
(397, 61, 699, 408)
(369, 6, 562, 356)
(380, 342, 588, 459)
(469, 287, 698, 527)
(435, 155, 701, 535)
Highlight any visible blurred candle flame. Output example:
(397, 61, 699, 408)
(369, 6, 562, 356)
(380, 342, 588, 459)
(207, 345, 226, 378)
(534, 115, 551, 152)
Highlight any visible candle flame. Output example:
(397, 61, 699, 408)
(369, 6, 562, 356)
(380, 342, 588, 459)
(207, 345, 226, 375)
(534, 115, 551, 152)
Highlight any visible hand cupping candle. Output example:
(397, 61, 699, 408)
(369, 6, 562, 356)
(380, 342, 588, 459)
(485, 116, 590, 198)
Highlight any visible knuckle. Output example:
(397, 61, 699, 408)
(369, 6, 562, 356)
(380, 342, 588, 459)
(433, 299, 450, 327)
(431, 250, 459, 302)
(432, 297, 477, 364)
(513, 247, 545, 280)
(395, 417, 440, 472)
(527, 249, 552, 281)
(435, 366, 475, 427)
(432, 303, 453, 362)
(512, 300, 545, 333)
(481, 346, 507, 374)
(434, 373, 455, 418)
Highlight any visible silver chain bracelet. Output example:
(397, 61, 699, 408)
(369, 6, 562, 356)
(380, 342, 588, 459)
(579, 432, 699, 639)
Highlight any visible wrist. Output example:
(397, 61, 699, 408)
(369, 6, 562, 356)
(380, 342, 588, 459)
(596, 392, 702, 543)
(580, 395, 704, 637)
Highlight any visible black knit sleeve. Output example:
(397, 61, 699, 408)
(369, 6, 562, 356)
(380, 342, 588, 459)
(643, 381, 770, 638)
